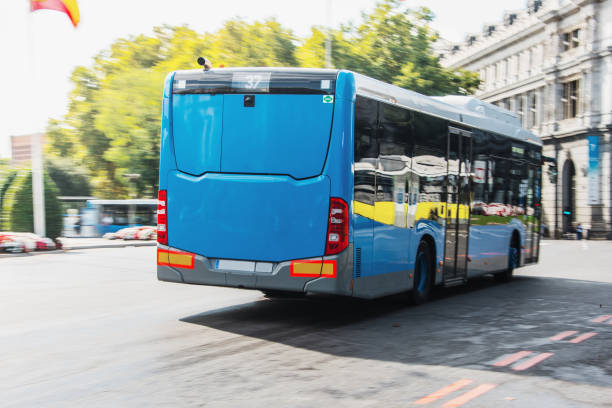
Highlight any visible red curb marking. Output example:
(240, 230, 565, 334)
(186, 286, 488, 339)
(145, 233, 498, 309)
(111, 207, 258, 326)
(442, 384, 498, 408)
(569, 332, 598, 344)
(414, 379, 473, 405)
(550, 330, 578, 341)
(591, 315, 612, 323)
(492, 350, 533, 367)
(512, 352, 554, 371)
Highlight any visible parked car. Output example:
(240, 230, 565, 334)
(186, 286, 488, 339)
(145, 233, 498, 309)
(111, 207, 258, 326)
(0, 235, 26, 253)
(135, 227, 156, 240)
(103, 226, 156, 240)
(9, 233, 57, 251)
(1, 232, 58, 252)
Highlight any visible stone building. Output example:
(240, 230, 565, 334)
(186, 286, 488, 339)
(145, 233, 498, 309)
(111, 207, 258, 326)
(441, 0, 612, 238)
(10, 133, 47, 165)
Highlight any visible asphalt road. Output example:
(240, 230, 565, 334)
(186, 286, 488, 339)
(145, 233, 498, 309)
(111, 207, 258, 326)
(1, 241, 611, 407)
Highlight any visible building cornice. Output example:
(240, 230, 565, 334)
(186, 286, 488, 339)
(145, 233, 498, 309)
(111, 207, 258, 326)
(441, 0, 588, 69)
(478, 74, 547, 100)
(445, 22, 546, 69)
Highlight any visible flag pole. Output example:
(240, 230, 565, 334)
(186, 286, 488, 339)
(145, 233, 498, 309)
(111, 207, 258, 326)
(27, 0, 46, 237)
(325, 0, 332, 68)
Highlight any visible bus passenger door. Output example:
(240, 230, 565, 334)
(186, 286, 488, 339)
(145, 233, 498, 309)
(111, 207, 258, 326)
(443, 127, 472, 283)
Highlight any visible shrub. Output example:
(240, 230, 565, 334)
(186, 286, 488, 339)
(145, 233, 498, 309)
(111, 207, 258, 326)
(1, 170, 64, 238)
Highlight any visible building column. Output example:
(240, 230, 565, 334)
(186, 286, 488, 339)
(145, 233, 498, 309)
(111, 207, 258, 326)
(580, 69, 589, 127)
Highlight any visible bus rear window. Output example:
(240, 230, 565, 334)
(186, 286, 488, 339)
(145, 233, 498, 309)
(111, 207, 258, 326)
(173, 70, 337, 95)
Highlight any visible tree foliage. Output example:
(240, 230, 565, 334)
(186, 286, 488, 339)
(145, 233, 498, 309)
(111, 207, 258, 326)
(0, 170, 63, 239)
(47, 0, 479, 198)
(0, 167, 17, 217)
(45, 156, 92, 197)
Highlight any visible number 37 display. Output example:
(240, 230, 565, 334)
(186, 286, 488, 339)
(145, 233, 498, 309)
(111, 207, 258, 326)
(231, 72, 271, 92)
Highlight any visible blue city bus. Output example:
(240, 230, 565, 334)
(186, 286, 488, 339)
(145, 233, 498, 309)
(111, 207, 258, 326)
(156, 68, 542, 302)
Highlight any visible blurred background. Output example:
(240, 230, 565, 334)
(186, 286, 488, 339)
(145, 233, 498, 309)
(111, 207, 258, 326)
(0, 0, 609, 245)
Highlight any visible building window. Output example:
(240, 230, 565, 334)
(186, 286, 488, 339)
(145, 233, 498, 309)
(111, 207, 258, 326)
(563, 29, 580, 51)
(562, 80, 580, 119)
(517, 95, 524, 126)
(529, 91, 537, 127)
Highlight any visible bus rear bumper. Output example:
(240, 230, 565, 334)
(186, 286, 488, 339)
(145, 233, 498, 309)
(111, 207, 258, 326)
(156, 244, 353, 296)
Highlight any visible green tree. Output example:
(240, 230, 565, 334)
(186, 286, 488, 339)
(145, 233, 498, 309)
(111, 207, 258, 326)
(208, 19, 297, 67)
(95, 69, 165, 197)
(45, 156, 92, 197)
(1, 170, 63, 239)
(297, 0, 480, 95)
(0, 167, 17, 221)
(47, 7, 480, 199)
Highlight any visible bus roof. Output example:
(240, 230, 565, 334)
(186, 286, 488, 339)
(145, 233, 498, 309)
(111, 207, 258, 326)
(171, 67, 542, 146)
(351, 72, 542, 146)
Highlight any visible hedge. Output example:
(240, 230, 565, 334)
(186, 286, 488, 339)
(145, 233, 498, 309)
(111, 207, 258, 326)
(0, 169, 63, 239)
(0, 168, 17, 215)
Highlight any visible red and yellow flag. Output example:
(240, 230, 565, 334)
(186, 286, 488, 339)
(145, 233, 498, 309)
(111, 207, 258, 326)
(30, 0, 80, 27)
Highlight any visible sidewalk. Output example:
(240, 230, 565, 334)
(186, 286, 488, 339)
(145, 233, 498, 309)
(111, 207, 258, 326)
(1, 238, 156, 258)
(58, 237, 156, 250)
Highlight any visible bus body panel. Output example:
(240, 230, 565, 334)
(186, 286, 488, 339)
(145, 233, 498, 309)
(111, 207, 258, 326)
(322, 72, 355, 217)
(467, 225, 518, 276)
(172, 94, 223, 175)
(220, 94, 333, 179)
(157, 243, 349, 294)
(166, 171, 330, 262)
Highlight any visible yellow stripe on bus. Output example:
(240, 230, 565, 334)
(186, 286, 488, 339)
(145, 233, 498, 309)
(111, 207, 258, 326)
(355, 200, 470, 226)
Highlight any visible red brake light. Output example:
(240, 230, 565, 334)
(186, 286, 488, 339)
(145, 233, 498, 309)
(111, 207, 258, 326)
(325, 198, 349, 256)
(157, 190, 168, 245)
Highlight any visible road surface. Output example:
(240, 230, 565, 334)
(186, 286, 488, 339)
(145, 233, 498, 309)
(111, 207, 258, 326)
(1, 240, 611, 407)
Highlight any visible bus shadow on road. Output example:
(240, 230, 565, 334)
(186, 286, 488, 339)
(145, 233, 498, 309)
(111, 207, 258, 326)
(179, 275, 612, 385)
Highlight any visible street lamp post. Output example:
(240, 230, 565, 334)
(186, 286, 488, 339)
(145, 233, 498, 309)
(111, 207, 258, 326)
(122, 173, 141, 199)
(325, 0, 332, 68)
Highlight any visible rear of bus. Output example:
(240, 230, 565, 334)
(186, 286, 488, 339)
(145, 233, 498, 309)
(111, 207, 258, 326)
(157, 68, 355, 296)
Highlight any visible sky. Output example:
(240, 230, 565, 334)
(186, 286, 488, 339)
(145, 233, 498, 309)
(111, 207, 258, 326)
(0, 0, 527, 158)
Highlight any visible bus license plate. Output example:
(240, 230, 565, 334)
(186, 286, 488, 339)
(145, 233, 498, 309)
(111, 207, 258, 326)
(215, 260, 255, 272)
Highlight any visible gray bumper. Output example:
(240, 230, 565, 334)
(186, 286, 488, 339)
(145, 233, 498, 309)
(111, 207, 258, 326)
(157, 244, 354, 296)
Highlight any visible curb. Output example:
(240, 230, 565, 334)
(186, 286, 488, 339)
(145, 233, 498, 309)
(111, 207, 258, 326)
(0, 241, 156, 258)
(63, 241, 157, 250)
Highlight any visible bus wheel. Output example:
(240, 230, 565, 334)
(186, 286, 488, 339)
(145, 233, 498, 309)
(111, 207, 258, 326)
(409, 241, 434, 305)
(495, 241, 519, 282)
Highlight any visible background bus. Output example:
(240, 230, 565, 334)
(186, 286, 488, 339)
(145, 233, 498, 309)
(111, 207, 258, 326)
(68, 199, 157, 237)
(156, 67, 542, 302)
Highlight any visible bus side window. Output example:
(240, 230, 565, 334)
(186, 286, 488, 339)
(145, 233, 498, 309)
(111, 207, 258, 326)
(354, 96, 378, 206)
(354, 96, 379, 162)
(411, 112, 447, 225)
(379, 103, 412, 157)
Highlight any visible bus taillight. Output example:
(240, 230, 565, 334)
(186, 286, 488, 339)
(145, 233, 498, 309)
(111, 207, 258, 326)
(325, 198, 348, 256)
(157, 190, 168, 245)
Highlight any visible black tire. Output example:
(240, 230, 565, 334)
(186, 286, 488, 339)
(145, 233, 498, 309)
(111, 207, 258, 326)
(495, 240, 519, 282)
(409, 241, 434, 305)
